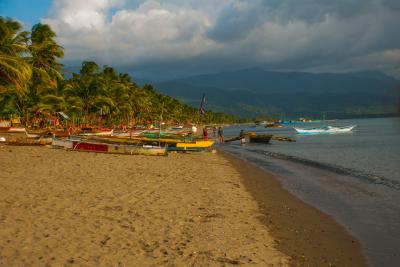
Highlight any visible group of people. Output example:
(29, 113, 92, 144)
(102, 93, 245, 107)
(202, 126, 247, 145)
(202, 126, 225, 145)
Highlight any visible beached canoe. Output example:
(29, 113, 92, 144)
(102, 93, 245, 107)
(3, 137, 53, 146)
(107, 136, 197, 144)
(0, 127, 27, 133)
(175, 140, 215, 149)
(79, 128, 114, 136)
(0, 129, 53, 145)
(52, 138, 167, 156)
(166, 139, 215, 151)
(141, 132, 192, 139)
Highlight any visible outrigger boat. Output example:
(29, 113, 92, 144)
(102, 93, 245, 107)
(294, 125, 356, 135)
(87, 136, 215, 151)
(170, 140, 215, 151)
(52, 138, 167, 156)
(79, 127, 114, 136)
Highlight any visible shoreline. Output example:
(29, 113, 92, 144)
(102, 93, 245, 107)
(219, 150, 367, 266)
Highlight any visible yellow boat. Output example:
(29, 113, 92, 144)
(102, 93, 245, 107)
(85, 136, 215, 151)
(91, 136, 200, 145)
(175, 140, 214, 148)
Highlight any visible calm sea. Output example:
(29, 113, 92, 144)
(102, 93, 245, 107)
(221, 117, 400, 267)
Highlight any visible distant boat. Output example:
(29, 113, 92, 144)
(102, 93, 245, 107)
(265, 123, 283, 128)
(294, 125, 356, 135)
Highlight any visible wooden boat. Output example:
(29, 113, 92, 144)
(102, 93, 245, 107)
(109, 135, 197, 144)
(79, 127, 114, 136)
(1, 131, 52, 145)
(171, 125, 184, 130)
(0, 127, 27, 133)
(0, 126, 11, 131)
(175, 140, 214, 148)
(111, 129, 143, 137)
(248, 133, 273, 143)
(141, 131, 192, 139)
(52, 138, 73, 148)
(142, 132, 178, 139)
(167, 140, 215, 151)
(224, 136, 243, 143)
(265, 123, 283, 128)
(50, 129, 71, 137)
(52, 138, 167, 156)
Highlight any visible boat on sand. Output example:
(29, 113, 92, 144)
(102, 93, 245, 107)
(52, 138, 167, 156)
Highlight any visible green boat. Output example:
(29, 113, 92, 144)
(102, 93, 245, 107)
(142, 132, 196, 141)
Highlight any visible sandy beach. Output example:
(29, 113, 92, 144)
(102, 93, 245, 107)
(0, 146, 288, 266)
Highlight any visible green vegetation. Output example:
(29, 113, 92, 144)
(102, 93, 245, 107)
(0, 17, 234, 126)
(153, 68, 400, 119)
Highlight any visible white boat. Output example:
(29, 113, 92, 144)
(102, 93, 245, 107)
(294, 125, 356, 134)
(171, 125, 184, 130)
(79, 129, 114, 136)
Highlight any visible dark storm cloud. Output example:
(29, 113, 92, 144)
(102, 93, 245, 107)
(44, 0, 400, 78)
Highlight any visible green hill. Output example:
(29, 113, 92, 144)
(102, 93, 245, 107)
(151, 68, 400, 118)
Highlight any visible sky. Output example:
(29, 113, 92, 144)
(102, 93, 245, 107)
(1, 0, 400, 80)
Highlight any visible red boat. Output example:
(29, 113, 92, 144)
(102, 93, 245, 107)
(72, 141, 108, 152)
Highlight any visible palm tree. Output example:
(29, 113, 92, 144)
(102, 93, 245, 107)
(28, 23, 64, 92)
(64, 62, 113, 124)
(0, 17, 32, 96)
(12, 23, 64, 124)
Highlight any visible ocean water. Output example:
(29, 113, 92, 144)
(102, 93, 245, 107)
(221, 117, 400, 267)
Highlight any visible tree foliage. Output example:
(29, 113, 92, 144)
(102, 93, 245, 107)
(0, 17, 235, 125)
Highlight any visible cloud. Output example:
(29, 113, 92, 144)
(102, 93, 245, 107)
(43, 0, 217, 69)
(43, 0, 400, 78)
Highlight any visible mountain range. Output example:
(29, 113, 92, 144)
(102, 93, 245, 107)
(149, 68, 400, 119)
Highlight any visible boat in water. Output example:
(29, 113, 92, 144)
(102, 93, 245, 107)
(248, 133, 273, 143)
(294, 125, 356, 135)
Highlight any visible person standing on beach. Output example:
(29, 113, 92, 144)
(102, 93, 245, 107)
(239, 129, 246, 145)
(212, 126, 217, 138)
(218, 126, 224, 145)
(203, 127, 209, 140)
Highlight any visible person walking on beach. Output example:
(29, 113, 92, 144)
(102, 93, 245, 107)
(218, 126, 224, 145)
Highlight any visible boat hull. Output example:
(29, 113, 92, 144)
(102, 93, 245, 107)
(53, 138, 167, 156)
(294, 125, 356, 135)
(175, 140, 214, 148)
(249, 134, 273, 143)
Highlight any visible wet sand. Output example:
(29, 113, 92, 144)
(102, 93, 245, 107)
(221, 151, 367, 266)
(0, 146, 287, 266)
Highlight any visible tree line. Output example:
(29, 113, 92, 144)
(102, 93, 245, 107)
(0, 17, 235, 126)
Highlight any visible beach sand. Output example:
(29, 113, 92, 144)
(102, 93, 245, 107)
(0, 146, 288, 266)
